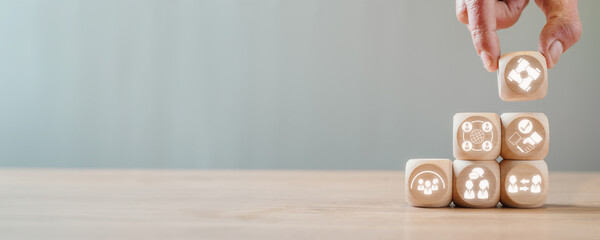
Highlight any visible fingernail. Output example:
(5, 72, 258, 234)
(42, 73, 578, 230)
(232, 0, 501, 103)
(480, 51, 493, 71)
(549, 41, 563, 65)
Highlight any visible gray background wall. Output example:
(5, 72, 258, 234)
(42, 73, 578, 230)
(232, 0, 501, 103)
(0, 1, 598, 170)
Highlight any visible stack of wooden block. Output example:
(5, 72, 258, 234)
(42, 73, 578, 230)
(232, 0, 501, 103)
(406, 51, 550, 208)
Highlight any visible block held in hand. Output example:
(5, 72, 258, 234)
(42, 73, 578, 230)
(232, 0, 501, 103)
(497, 51, 548, 102)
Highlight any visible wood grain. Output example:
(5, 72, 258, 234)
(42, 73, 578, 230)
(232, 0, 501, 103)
(0, 169, 599, 239)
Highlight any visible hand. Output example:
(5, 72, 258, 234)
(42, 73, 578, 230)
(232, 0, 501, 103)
(517, 138, 536, 153)
(522, 137, 536, 146)
(456, 0, 582, 71)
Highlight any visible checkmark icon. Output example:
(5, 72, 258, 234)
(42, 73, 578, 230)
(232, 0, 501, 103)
(517, 119, 533, 134)
(520, 121, 531, 132)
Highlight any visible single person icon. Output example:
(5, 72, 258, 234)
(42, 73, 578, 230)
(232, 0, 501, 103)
(464, 180, 475, 199)
(531, 175, 542, 193)
(508, 175, 519, 193)
(432, 178, 439, 191)
(482, 122, 492, 132)
(462, 141, 473, 151)
(424, 180, 433, 195)
(462, 122, 473, 132)
(477, 179, 489, 199)
(482, 141, 493, 151)
(417, 178, 424, 191)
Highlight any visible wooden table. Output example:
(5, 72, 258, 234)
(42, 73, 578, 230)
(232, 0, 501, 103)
(1, 169, 599, 239)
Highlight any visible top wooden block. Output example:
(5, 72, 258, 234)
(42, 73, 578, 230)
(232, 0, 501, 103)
(497, 51, 548, 102)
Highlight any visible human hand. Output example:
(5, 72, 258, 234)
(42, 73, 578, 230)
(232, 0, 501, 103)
(456, 0, 582, 71)
(516, 139, 535, 153)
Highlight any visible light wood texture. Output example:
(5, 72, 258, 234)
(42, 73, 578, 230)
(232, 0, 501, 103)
(500, 160, 549, 208)
(1, 169, 599, 240)
(453, 113, 501, 160)
(405, 159, 452, 207)
(497, 51, 548, 102)
(453, 160, 500, 208)
(501, 113, 549, 160)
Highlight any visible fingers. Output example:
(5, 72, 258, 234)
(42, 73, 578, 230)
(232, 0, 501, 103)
(495, 0, 530, 29)
(456, 0, 469, 24)
(457, 0, 580, 70)
(466, 0, 501, 72)
(456, 0, 530, 72)
(535, 0, 582, 68)
(457, 0, 529, 29)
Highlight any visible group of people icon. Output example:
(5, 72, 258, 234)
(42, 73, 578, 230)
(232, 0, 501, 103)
(417, 178, 440, 195)
(464, 168, 489, 200)
(508, 175, 542, 193)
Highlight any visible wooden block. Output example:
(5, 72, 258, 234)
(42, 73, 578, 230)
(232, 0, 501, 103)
(453, 113, 501, 160)
(452, 160, 500, 208)
(405, 159, 452, 207)
(500, 160, 548, 208)
(497, 51, 548, 102)
(500, 113, 549, 160)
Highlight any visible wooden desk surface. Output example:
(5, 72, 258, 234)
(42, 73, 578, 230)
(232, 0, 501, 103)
(1, 169, 599, 239)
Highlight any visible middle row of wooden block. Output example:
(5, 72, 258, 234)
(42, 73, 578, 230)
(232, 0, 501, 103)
(454, 112, 549, 160)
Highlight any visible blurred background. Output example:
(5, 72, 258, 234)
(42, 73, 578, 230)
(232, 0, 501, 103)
(0, 1, 598, 170)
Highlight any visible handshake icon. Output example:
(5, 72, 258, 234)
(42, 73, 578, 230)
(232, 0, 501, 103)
(508, 131, 543, 154)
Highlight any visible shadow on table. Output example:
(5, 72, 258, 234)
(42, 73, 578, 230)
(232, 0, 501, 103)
(541, 204, 600, 213)
(436, 203, 600, 213)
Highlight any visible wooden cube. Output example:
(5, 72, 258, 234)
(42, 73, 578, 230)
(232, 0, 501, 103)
(500, 113, 549, 160)
(497, 51, 548, 102)
(452, 160, 500, 208)
(405, 159, 452, 207)
(453, 113, 501, 160)
(500, 160, 548, 208)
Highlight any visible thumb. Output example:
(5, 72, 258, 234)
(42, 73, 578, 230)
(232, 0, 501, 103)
(537, 1, 582, 68)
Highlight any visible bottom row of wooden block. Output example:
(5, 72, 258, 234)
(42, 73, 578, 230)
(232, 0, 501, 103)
(405, 159, 548, 208)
